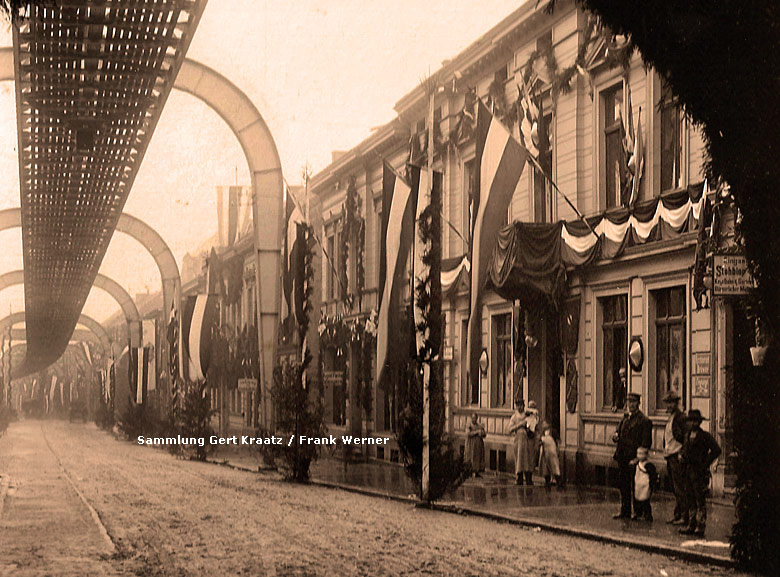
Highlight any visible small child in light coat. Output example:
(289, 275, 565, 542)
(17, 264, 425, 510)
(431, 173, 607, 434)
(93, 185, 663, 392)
(632, 446, 658, 521)
(539, 423, 563, 489)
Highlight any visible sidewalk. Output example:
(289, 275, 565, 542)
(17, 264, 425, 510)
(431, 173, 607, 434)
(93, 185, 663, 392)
(210, 448, 736, 568)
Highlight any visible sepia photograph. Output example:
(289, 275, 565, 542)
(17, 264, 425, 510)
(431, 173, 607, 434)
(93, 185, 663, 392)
(0, 1, 779, 575)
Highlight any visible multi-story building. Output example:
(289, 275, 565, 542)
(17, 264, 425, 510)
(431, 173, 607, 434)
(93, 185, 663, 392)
(308, 0, 744, 496)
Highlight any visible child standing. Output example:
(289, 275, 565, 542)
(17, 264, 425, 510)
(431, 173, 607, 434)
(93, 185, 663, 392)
(539, 423, 563, 489)
(632, 447, 658, 521)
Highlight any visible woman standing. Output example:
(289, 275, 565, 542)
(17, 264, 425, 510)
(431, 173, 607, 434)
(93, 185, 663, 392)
(465, 413, 486, 476)
(509, 399, 539, 485)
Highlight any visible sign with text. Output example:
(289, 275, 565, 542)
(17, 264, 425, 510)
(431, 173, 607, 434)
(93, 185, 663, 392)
(693, 375, 710, 398)
(237, 378, 257, 392)
(713, 254, 755, 296)
(694, 353, 711, 376)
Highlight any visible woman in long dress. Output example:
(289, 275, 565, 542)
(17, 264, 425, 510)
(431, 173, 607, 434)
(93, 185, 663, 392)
(509, 399, 539, 485)
(465, 413, 486, 476)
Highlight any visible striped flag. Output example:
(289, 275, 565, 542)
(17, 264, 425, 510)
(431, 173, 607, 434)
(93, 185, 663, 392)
(467, 100, 529, 390)
(182, 294, 219, 382)
(136, 347, 150, 404)
(217, 185, 241, 247)
(377, 161, 417, 388)
(283, 189, 306, 336)
(167, 302, 179, 384)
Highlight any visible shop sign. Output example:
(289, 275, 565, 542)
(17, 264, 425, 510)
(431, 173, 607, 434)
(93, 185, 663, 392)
(693, 375, 710, 398)
(238, 378, 257, 392)
(713, 254, 755, 296)
(694, 353, 710, 376)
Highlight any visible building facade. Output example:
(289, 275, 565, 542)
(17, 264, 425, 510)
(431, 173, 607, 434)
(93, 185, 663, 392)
(308, 0, 740, 496)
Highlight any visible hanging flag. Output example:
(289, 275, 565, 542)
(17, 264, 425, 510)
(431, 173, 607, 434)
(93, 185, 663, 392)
(620, 86, 635, 206)
(628, 107, 645, 206)
(467, 100, 529, 390)
(217, 185, 240, 247)
(148, 348, 156, 392)
(182, 294, 219, 382)
(517, 76, 540, 159)
(135, 347, 151, 404)
(81, 341, 92, 366)
(59, 380, 64, 406)
(283, 188, 306, 336)
(377, 162, 417, 387)
(49, 375, 57, 412)
(167, 302, 179, 384)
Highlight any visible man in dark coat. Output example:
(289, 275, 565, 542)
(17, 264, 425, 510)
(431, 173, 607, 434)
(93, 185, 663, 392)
(662, 389, 688, 525)
(612, 392, 653, 519)
(679, 409, 721, 536)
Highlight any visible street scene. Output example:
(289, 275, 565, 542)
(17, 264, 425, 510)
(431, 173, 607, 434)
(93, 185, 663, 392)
(1, 1, 779, 576)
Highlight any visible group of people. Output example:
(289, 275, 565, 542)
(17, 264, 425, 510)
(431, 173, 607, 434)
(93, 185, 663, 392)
(612, 386, 721, 537)
(465, 398, 563, 489)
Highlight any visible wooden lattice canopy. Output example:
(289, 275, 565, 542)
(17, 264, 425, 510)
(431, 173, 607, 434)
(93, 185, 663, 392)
(12, 0, 207, 376)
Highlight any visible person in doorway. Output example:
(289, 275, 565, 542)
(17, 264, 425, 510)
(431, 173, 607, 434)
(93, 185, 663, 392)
(612, 392, 652, 519)
(465, 412, 486, 477)
(662, 389, 688, 525)
(679, 409, 721, 536)
(539, 422, 563, 489)
(509, 399, 538, 485)
(632, 446, 658, 521)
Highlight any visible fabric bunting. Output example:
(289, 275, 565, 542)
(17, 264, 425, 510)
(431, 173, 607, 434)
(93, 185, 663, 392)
(376, 162, 416, 388)
(486, 183, 706, 310)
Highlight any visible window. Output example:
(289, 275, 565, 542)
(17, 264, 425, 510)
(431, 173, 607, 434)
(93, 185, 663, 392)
(533, 112, 554, 222)
(653, 286, 686, 409)
(600, 295, 627, 410)
(660, 84, 682, 193)
(491, 313, 512, 408)
(602, 83, 624, 209)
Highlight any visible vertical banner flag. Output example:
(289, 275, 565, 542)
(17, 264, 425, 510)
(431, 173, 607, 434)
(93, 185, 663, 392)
(283, 189, 306, 336)
(217, 185, 240, 247)
(377, 162, 417, 387)
(142, 319, 156, 392)
(167, 302, 179, 385)
(182, 294, 219, 382)
(467, 100, 528, 390)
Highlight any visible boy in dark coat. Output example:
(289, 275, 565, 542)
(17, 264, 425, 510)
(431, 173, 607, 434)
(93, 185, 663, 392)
(679, 409, 721, 536)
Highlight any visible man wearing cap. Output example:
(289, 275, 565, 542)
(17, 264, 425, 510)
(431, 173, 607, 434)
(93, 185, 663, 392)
(663, 389, 688, 525)
(679, 409, 721, 536)
(612, 391, 653, 519)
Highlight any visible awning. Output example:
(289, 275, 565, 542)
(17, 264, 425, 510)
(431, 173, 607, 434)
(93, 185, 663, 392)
(486, 183, 706, 310)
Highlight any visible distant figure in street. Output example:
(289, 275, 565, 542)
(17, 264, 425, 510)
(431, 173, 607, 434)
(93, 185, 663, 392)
(662, 389, 688, 526)
(612, 392, 652, 519)
(509, 399, 539, 485)
(679, 409, 721, 537)
(612, 367, 628, 413)
(539, 422, 562, 489)
(465, 413, 486, 477)
(632, 447, 658, 521)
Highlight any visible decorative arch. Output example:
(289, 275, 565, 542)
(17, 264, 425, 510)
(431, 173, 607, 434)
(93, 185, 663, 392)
(0, 50, 283, 420)
(0, 312, 110, 354)
(0, 269, 142, 346)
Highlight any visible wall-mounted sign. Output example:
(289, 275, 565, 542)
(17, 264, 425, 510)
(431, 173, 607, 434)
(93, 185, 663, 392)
(694, 353, 711, 376)
(238, 378, 257, 392)
(713, 254, 755, 296)
(693, 375, 710, 398)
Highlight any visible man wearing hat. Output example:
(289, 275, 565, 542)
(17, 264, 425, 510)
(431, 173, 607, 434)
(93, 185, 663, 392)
(612, 390, 653, 519)
(679, 409, 721, 536)
(663, 389, 688, 525)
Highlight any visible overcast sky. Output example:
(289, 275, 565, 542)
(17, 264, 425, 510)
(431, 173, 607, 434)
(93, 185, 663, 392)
(0, 0, 523, 329)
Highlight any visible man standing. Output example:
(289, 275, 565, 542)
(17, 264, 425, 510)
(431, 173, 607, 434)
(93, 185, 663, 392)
(679, 409, 721, 536)
(612, 392, 652, 519)
(662, 389, 688, 525)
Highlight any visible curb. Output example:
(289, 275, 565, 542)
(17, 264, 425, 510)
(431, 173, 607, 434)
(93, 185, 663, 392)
(309, 478, 734, 569)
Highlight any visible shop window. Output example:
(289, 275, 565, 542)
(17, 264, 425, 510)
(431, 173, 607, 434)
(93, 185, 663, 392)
(600, 294, 628, 410)
(491, 313, 512, 408)
(659, 83, 683, 193)
(602, 83, 624, 209)
(652, 286, 686, 410)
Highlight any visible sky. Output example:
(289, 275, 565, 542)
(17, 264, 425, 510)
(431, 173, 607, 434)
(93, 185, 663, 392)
(0, 0, 524, 327)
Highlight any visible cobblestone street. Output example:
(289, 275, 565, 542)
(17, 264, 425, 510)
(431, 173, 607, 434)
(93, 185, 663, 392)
(0, 421, 746, 576)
